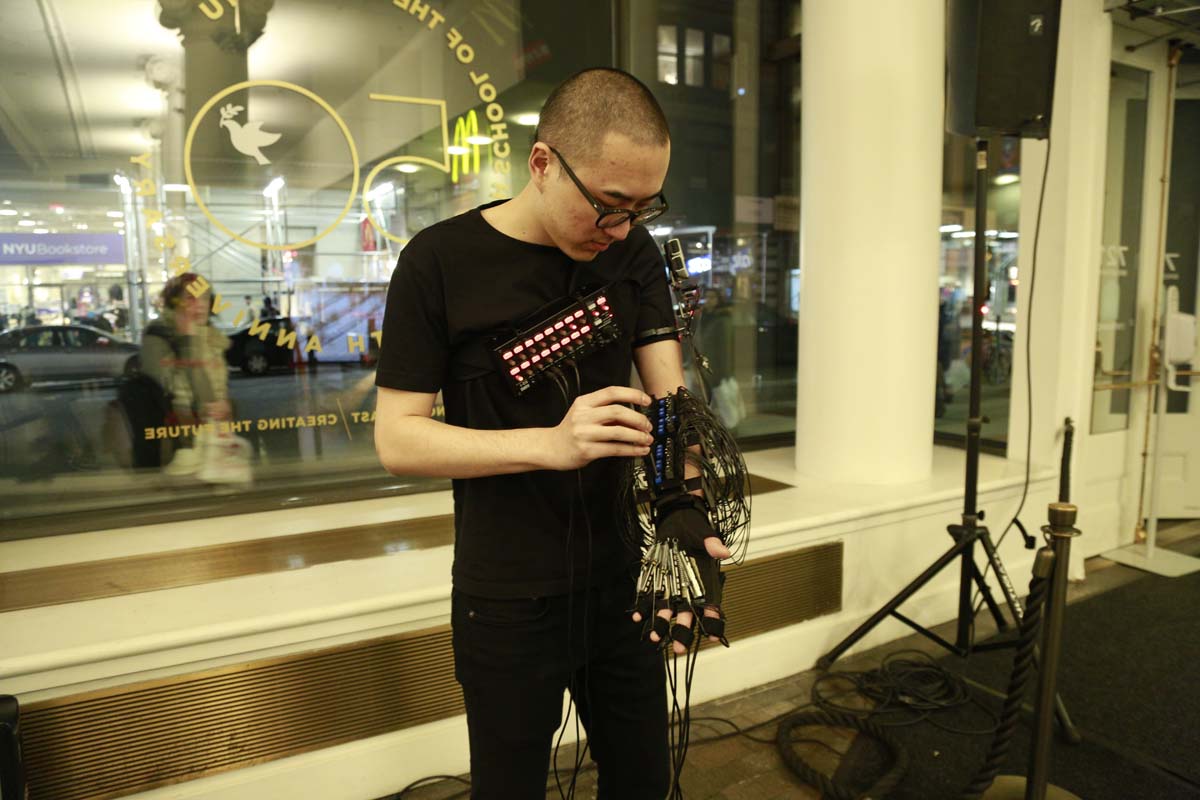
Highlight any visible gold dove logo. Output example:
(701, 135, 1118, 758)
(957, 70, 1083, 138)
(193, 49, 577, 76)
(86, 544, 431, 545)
(218, 103, 282, 165)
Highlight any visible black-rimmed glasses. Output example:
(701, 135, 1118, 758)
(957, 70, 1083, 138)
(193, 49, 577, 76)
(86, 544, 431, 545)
(548, 146, 668, 229)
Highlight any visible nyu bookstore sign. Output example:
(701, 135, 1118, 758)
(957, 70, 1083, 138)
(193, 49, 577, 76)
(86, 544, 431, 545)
(0, 233, 126, 265)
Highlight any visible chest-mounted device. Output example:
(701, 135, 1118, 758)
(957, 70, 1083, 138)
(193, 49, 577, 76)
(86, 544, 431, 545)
(490, 286, 620, 396)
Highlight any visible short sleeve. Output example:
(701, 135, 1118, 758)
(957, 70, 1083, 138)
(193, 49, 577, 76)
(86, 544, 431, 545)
(629, 228, 679, 348)
(375, 240, 449, 393)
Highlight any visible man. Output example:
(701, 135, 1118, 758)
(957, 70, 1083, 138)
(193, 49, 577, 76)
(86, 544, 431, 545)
(374, 68, 728, 799)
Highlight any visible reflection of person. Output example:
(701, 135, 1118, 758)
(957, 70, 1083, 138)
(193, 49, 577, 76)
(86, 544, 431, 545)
(936, 290, 958, 417)
(696, 287, 744, 428)
(142, 273, 232, 474)
(261, 295, 278, 319)
(697, 288, 736, 382)
(374, 68, 730, 798)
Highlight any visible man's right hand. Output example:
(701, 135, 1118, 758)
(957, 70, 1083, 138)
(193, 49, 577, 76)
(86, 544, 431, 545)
(542, 386, 654, 470)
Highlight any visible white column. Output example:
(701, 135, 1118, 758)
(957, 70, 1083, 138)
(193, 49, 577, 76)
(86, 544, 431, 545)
(796, 0, 944, 484)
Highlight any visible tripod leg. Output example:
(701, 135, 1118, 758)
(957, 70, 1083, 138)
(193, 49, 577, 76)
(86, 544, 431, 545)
(1052, 692, 1082, 745)
(970, 560, 1010, 632)
(817, 529, 977, 669)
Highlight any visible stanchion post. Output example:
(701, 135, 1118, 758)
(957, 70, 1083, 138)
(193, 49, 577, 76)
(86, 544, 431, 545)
(1026, 502, 1081, 800)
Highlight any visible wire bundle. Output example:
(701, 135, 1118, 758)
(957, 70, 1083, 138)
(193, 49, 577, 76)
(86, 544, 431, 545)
(615, 387, 750, 561)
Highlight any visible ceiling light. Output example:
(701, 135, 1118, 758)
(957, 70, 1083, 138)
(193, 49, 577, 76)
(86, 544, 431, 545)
(163, 184, 191, 193)
(33, 229, 49, 235)
(514, 113, 539, 127)
(75, 223, 89, 230)
(17, 219, 37, 227)
(940, 224, 963, 233)
(466, 135, 493, 146)
(0, 210, 16, 217)
(107, 211, 124, 218)
(394, 164, 420, 173)
(994, 174, 1019, 186)
(447, 145, 470, 155)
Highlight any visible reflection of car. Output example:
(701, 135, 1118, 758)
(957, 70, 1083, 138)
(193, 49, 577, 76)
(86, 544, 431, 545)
(749, 303, 798, 374)
(225, 316, 298, 375)
(71, 313, 114, 333)
(0, 325, 141, 393)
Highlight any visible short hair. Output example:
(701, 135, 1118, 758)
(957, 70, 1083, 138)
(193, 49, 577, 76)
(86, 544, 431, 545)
(535, 68, 669, 161)
(161, 273, 208, 309)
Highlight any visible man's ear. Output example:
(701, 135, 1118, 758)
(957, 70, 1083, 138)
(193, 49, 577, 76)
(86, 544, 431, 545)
(529, 143, 552, 190)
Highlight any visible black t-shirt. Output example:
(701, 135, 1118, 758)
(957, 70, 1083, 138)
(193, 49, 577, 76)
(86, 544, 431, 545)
(376, 201, 678, 598)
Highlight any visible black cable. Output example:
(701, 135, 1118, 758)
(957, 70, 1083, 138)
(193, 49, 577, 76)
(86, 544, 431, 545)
(665, 636, 703, 799)
(809, 651, 999, 737)
(777, 711, 910, 800)
(970, 132, 1053, 645)
(770, 648, 1019, 800)
(546, 365, 586, 800)
(392, 690, 868, 798)
(565, 361, 594, 794)
(389, 773, 472, 798)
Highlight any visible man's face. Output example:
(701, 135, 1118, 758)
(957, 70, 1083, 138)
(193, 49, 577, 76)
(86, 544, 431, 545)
(538, 131, 669, 262)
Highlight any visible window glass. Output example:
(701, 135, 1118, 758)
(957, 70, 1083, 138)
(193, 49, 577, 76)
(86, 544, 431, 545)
(935, 135, 1021, 447)
(1092, 63, 1150, 433)
(712, 34, 732, 92)
(657, 25, 679, 85)
(684, 28, 705, 87)
(22, 329, 59, 349)
(631, 1, 801, 440)
(1163, 69, 1199, 416)
(63, 327, 100, 348)
(0, 0, 620, 534)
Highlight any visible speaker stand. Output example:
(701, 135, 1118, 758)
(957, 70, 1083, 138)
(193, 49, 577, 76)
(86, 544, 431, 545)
(814, 139, 1079, 746)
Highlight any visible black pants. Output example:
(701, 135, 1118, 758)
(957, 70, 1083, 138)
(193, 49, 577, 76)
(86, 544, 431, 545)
(451, 573, 670, 800)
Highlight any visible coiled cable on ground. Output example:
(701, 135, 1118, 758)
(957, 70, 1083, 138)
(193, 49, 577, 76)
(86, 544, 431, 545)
(776, 710, 909, 800)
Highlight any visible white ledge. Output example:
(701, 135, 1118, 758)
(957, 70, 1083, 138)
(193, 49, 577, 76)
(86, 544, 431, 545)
(1, 445, 1053, 689)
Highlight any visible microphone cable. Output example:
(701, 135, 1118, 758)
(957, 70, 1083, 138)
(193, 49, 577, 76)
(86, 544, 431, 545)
(969, 131, 1053, 645)
(567, 359, 596, 797)
(545, 363, 591, 800)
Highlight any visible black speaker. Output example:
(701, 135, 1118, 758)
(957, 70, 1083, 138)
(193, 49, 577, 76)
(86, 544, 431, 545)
(946, 0, 1062, 139)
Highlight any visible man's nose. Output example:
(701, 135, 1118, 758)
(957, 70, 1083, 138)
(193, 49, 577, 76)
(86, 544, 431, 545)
(604, 217, 633, 242)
